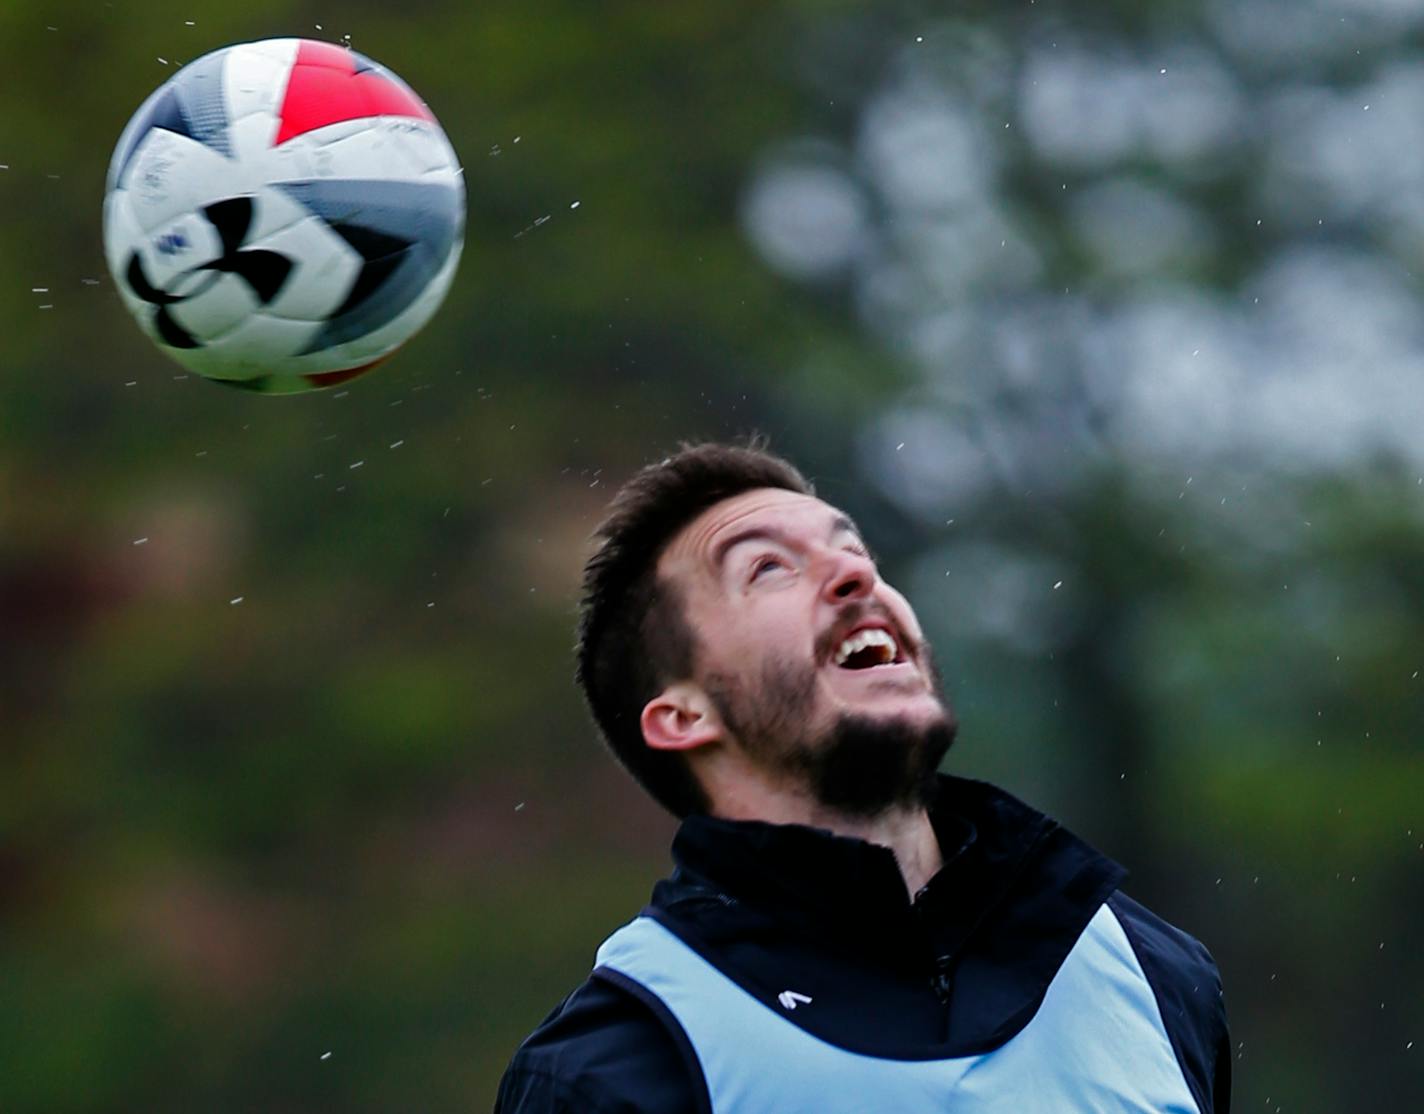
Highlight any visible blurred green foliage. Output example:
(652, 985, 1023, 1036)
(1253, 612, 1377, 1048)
(2, 1, 1422, 1111)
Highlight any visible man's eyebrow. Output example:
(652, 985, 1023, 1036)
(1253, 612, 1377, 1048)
(712, 514, 867, 570)
(712, 526, 783, 570)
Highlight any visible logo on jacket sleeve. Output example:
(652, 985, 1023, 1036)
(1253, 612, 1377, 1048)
(777, 990, 813, 1010)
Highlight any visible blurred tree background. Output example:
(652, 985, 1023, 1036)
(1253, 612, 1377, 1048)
(2, 0, 1421, 1110)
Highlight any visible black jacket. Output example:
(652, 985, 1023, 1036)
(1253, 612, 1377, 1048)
(496, 776, 1231, 1113)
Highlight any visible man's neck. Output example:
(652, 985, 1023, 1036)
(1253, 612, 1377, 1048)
(709, 783, 944, 898)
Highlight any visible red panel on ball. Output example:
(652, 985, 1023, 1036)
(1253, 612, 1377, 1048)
(274, 40, 434, 146)
(302, 352, 393, 389)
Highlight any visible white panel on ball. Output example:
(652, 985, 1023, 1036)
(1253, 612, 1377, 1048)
(122, 132, 233, 233)
(245, 185, 321, 243)
(192, 316, 325, 372)
(258, 219, 362, 322)
(167, 275, 260, 340)
(222, 39, 297, 138)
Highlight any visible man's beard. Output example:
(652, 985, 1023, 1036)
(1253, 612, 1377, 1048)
(704, 653, 957, 819)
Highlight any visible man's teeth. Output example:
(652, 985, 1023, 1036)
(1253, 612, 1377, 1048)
(833, 628, 898, 667)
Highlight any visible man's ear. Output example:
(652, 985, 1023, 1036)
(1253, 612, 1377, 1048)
(641, 682, 725, 753)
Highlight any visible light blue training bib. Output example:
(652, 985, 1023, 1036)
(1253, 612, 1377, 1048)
(595, 903, 1199, 1114)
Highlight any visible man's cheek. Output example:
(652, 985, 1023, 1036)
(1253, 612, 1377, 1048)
(877, 589, 922, 639)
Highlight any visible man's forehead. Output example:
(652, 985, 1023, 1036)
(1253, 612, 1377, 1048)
(659, 488, 853, 573)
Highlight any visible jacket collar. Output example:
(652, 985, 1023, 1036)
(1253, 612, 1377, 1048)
(658, 775, 1125, 967)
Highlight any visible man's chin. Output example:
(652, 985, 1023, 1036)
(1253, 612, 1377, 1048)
(822, 659, 926, 697)
(826, 683, 957, 736)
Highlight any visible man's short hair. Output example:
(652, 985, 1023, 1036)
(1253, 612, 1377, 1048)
(576, 439, 814, 817)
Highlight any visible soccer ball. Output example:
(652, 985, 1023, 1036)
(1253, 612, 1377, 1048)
(103, 38, 465, 393)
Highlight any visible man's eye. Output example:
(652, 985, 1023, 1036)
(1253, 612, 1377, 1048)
(752, 556, 784, 579)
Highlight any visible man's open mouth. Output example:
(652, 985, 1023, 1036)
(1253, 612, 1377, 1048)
(832, 626, 903, 670)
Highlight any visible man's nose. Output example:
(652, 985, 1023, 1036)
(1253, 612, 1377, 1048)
(822, 547, 877, 602)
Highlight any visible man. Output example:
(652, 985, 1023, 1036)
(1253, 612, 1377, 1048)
(496, 441, 1230, 1113)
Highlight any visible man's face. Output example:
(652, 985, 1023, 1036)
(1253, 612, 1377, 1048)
(655, 487, 957, 815)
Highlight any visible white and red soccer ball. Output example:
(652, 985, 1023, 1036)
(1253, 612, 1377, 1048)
(103, 38, 465, 393)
